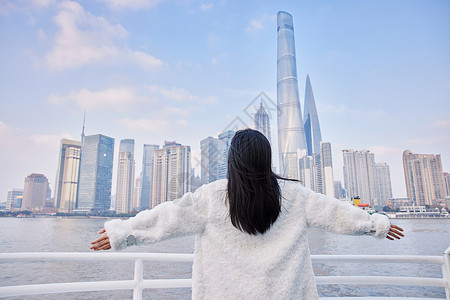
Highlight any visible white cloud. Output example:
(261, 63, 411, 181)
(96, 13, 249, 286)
(431, 119, 450, 129)
(246, 14, 276, 32)
(405, 136, 449, 146)
(200, 3, 213, 12)
(48, 87, 150, 112)
(148, 85, 217, 104)
(46, 1, 162, 70)
(368, 145, 403, 158)
(30, 133, 74, 146)
(97, 0, 162, 11)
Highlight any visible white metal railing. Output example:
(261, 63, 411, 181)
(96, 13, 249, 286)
(0, 247, 449, 300)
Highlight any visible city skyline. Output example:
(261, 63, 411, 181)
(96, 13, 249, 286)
(0, 1, 449, 201)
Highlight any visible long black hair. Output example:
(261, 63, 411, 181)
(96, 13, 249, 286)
(227, 128, 282, 235)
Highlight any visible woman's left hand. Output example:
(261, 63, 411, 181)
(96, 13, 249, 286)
(386, 224, 404, 240)
(90, 228, 111, 251)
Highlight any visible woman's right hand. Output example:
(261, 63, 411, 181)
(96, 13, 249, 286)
(90, 228, 111, 251)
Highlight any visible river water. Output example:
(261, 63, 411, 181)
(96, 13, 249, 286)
(0, 217, 449, 299)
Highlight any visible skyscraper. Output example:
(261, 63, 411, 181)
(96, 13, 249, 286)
(321, 142, 335, 197)
(140, 144, 160, 210)
(374, 162, 393, 207)
(303, 75, 322, 156)
(277, 11, 307, 179)
(254, 103, 271, 144)
(77, 134, 115, 213)
(403, 150, 446, 206)
(21, 173, 49, 212)
(152, 141, 191, 208)
(115, 139, 135, 214)
(6, 188, 23, 211)
(217, 130, 235, 179)
(54, 139, 81, 213)
(201, 136, 219, 185)
(342, 150, 376, 206)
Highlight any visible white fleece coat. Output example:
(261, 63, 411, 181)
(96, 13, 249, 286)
(104, 179, 391, 300)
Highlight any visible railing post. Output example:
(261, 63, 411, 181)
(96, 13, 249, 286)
(442, 246, 450, 300)
(133, 259, 143, 300)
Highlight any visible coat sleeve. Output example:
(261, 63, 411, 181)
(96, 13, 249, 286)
(301, 186, 390, 239)
(104, 186, 207, 251)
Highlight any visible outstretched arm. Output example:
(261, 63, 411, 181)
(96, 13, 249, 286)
(303, 185, 403, 240)
(90, 186, 207, 251)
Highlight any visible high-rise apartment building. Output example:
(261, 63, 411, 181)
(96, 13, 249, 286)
(21, 173, 49, 212)
(321, 142, 335, 197)
(54, 139, 81, 213)
(343, 150, 377, 206)
(334, 181, 345, 199)
(303, 75, 322, 156)
(6, 188, 23, 211)
(444, 173, 450, 197)
(277, 11, 307, 179)
(403, 150, 446, 206)
(298, 142, 334, 197)
(140, 144, 160, 211)
(254, 103, 271, 144)
(201, 131, 235, 184)
(152, 141, 191, 208)
(133, 176, 142, 210)
(374, 162, 393, 207)
(77, 134, 114, 213)
(115, 139, 135, 214)
(201, 137, 219, 185)
(217, 130, 235, 179)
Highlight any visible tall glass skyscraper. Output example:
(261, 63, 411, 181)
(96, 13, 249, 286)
(54, 139, 81, 213)
(303, 75, 322, 156)
(254, 103, 271, 144)
(277, 11, 307, 179)
(140, 144, 159, 210)
(77, 134, 114, 213)
(115, 139, 135, 214)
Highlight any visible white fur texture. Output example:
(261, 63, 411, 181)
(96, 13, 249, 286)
(104, 179, 391, 299)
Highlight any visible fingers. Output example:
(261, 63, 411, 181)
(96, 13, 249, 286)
(98, 228, 106, 234)
(90, 236, 111, 251)
(386, 224, 404, 240)
(390, 224, 404, 232)
(91, 234, 108, 245)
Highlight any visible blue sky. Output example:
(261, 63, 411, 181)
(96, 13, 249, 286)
(1, 0, 449, 202)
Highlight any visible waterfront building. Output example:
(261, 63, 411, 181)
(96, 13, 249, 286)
(303, 75, 322, 156)
(115, 139, 135, 214)
(133, 176, 142, 211)
(201, 131, 236, 184)
(54, 139, 81, 213)
(403, 150, 446, 206)
(298, 142, 334, 197)
(277, 11, 307, 179)
(444, 172, 450, 197)
(201, 137, 219, 185)
(374, 162, 393, 207)
(152, 141, 191, 208)
(254, 103, 271, 144)
(343, 150, 377, 206)
(21, 173, 49, 212)
(217, 130, 235, 179)
(140, 144, 160, 211)
(77, 134, 115, 213)
(6, 188, 23, 211)
(334, 181, 345, 199)
(321, 142, 335, 197)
